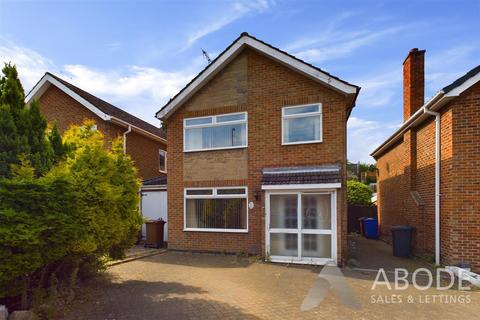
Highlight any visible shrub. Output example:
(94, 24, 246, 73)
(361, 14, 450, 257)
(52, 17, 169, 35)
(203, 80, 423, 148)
(347, 180, 372, 206)
(0, 121, 142, 303)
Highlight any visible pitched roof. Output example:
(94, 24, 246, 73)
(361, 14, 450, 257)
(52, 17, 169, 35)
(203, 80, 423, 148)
(26, 72, 166, 141)
(442, 64, 480, 93)
(156, 32, 360, 119)
(371, 64, 480, 158)
(261, 165, 341, 186)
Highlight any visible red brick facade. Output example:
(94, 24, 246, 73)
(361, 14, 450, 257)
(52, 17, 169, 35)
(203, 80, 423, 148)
(164, 48, 352, 264)
(38, 85, 167, 180)
(376, 82, 480, 271)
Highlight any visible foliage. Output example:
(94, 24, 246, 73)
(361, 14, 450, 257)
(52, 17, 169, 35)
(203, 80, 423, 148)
(0, 63, 53, 178)
(0, 120, 142, 300)
(347, 180, 373, 206)
(48, 123, 68, 162)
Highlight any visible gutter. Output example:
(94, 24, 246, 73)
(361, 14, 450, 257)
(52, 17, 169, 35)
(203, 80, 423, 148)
(109, 116, 167, 144)
(423, 108, 441, 266)
(123, 125, 132, 154)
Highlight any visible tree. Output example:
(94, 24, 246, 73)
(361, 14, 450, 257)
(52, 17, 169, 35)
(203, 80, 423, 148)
(0, 63, 53, 177)
(48, 123, 68, 162)
(347, 180, 373, 206)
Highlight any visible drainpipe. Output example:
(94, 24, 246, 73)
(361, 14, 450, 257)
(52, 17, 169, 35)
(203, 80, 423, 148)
(423, 107, 441, 266)
(123, 125, 132, 154)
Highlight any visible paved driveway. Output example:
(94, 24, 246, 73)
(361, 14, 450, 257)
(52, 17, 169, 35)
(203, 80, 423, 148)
(67, 247, 480, 320)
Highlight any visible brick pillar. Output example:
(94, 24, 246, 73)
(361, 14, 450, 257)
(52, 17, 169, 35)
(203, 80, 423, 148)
(403, 48, 425, 121)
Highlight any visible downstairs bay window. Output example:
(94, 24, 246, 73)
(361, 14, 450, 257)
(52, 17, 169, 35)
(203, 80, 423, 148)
(184, 187, 248, 232)
(184, 112, 247, 152)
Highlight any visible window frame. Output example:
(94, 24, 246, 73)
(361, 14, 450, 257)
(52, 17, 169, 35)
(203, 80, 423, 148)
(158, 149, 167, 173)
(183, 186, 249, 233)
(183, 112, 248, 152)
(281, 103, 323, 145)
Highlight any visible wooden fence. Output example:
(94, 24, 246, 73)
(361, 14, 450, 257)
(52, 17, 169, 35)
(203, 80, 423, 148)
(347, 204, 378, 234)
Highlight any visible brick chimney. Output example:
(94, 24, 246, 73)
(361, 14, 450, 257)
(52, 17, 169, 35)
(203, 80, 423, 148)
(403, 48, 425, 121)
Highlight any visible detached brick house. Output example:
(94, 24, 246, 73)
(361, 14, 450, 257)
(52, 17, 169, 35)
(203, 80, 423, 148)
(156, 33, 359, 265)
(26, 73, 167, 181)
(372, 49, 480, 271)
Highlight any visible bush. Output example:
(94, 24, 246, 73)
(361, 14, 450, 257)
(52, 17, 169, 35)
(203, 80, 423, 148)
(347, 180, 372, 206)
(0, 121, 142, 302)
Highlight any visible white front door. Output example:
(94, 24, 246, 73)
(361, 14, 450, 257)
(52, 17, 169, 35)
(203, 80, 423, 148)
(265, 190, 337, 265)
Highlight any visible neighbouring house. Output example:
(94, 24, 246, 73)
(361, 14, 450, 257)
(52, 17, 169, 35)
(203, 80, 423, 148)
(26, 73, 168, 239)
(371, 49, 480, 271)
(155, 33, 360, 265)
(26, 72, 167, 181)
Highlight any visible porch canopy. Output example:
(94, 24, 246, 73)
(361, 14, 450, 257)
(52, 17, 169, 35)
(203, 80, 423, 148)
(261, 165, 341, 190)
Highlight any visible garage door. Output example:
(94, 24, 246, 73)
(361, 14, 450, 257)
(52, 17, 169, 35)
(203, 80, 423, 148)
(141, 190, 168, 241)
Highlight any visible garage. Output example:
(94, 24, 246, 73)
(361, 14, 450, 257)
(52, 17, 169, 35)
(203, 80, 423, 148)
(141, 176, 168, 242)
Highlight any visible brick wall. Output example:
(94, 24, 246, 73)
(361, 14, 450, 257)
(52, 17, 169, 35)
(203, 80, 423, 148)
(165, 48, 350, 263)
(448, 82, 480, 270)
(38, 84, 166, 180)
(376, 82, 480, 271)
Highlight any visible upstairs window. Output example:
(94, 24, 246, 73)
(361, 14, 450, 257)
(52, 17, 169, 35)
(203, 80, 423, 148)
(159, 149, 167, 173)
(282, 104, 322, 145)
(184, 112, 247, 152)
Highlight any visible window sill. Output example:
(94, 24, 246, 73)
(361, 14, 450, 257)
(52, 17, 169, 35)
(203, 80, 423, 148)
(183, 228, 248, 233)
(183, 145, 248, 153)
(282, 140, 323, 146)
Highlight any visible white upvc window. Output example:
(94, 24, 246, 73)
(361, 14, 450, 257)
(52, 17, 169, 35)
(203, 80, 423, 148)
(183, 112, 247, 152)
(159, 149, 167, 173)
(282, 103, 322, 145)
(184, 187, 248, 232)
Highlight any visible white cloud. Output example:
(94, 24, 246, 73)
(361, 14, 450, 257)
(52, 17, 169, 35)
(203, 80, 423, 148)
(353, 68, 402, 108)
(183, 0, 274, 50)
(0, 40, 198, 125)
(347, 116, 400, 163)
(0, 40, 55, 90)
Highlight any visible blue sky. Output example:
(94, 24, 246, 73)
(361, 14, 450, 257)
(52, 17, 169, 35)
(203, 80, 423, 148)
(1, 0, 479, 163)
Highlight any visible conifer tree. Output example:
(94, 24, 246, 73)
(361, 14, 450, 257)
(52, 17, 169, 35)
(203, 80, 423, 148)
(0, 63, 53, 177)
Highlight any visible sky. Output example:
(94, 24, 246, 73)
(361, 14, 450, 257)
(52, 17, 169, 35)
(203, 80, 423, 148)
(1, 0, 479, 163)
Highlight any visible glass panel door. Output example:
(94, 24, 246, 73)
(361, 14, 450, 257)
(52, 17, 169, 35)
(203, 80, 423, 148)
(267, 191, 335, 264)
(269, 194, 299, 258)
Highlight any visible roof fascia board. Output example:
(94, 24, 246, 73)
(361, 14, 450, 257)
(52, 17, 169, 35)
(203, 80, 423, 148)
(371, 68, 480, 159)
(243, 37, 357, 95)
(156, 39, 245, 119)
(156, 35, 358, 119)
(370, 92, 446, 158)
(110, 117, 167, 143)
(26, 74, 111, 121)
(445, 72, 480, 97)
